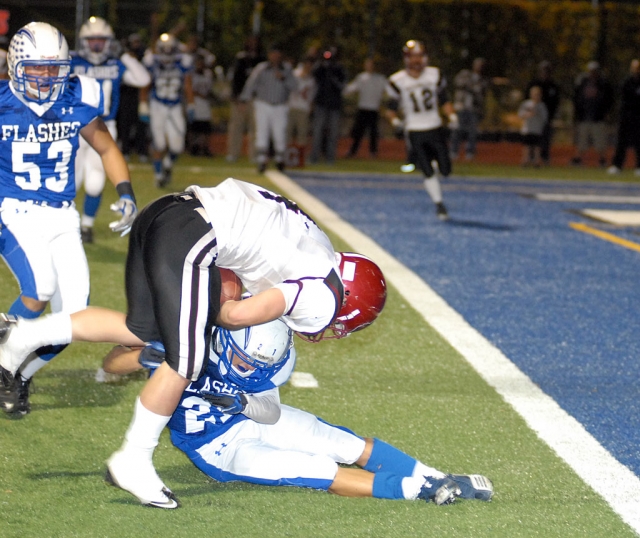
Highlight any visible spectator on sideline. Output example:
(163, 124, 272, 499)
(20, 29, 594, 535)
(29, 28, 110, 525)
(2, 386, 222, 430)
(287, 56, 316, 148)
(226, 36, 264, 162)
(343, 58, 388, 158)
(607, 59, 640, 176)
(239, 43, 297, 173)
(518, 86, 548, 167)
(525, 61, 560, 165)
(309, 47, 347, 164)
(571, 61, 614, 167)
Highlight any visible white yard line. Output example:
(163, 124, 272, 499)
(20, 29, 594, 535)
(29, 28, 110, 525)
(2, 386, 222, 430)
(267, 170, 640, 534)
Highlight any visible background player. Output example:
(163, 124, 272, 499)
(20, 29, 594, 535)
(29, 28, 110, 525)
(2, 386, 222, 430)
(0, 22, 137, 416)
(142, 33, 194, 188)
(0, 178, 387, 508)
(386, 40, 457, 220)
(99, 316, 494, 507)
(72, 16, 150, 243)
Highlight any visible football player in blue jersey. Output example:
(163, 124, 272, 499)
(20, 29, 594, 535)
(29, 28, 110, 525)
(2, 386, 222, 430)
(72, 16, 150, 244)
(0, 22, 138, 416)
(99, 316, 494, 508)
(141, 33, 195, 188)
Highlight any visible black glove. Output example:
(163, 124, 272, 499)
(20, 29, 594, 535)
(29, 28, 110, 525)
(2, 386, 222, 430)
(200, 390, 247, 414)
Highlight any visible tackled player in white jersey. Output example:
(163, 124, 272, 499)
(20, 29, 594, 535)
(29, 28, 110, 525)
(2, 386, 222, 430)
(0, 22, 137, 416)
(98, 315, 494, 507)
(71, 16, 150, 243)
(0, 178, 387, 509)
(386, 40, 458, 221)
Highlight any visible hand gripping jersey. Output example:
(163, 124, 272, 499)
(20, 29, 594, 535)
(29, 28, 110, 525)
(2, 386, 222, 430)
(144, 51, 193, 106)
(387, 66, 448, 132)
(0, 75, 104, 203)
(167, 340, 296, 439)
(187, 179, 343, 334)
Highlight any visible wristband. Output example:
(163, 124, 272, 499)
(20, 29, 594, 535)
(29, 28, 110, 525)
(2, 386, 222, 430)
(116, 181, 136, 204)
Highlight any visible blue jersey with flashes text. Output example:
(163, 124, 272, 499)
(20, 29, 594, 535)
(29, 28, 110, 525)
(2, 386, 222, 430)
(145, 53, 192, 106)
(70, 54, 126, 122)
(167, 346, 295, 439)
(0, 76, 104, 204)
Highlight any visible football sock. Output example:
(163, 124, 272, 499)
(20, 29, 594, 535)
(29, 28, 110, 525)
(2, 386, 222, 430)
(83, 193, 102, 220)
(8, 297, 45, 319)
(423, 176, 443, 204)
(153, 160, 163, 177)
(363, 438, 416, 476)
(372, 472, 405, 499)
(120, 397, 171, 460)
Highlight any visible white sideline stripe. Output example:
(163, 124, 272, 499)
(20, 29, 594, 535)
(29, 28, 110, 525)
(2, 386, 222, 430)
(267, 170, 640, 534)
(535, 193, 640, 203)
(580, 209, 640, 226)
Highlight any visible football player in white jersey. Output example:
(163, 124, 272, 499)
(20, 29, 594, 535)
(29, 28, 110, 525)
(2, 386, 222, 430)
(72, 16, 150, 243)
(142, 33, 194, 188)
(0, 178, 387, 509)
(98, 316, 493, 507)
(386, 40, 457, 220)
(0, 22, 137, 416)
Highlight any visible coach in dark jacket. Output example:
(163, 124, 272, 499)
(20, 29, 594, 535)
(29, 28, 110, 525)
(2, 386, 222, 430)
(608, 59, 640, 174)
(571, 61, 614, 167)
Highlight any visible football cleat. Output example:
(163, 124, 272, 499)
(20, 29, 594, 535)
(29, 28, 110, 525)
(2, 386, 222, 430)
(0, 313, 18, 343)
(0, 368, 17, 412)
(435, 202, 449, 221)
(80, 226, 94, 244)
(2, 375, 32, 417)
(106, 450, 179, 509)
(447, 474, 494, 501)
(417, 476, 461, 506)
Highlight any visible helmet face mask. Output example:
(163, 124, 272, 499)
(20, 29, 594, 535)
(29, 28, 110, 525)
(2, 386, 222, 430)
(8, 22, 70, 103)
(78, 17, 114, 65)
(298, 252, 387, 342)
(214, 319, 293, 390)
(403, 40, 428, 71)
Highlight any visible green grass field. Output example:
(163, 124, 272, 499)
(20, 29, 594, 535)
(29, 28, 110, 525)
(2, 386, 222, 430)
(0, 156, 636, 537)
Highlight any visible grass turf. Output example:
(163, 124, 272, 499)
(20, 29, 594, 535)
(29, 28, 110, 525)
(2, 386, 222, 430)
(0, 155, 636, 537)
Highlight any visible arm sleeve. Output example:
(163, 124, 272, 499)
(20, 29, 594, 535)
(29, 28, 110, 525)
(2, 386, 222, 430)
(242, 388, 281, 424)
(121, 52, 152, 88)
(238, 63, 262, 101)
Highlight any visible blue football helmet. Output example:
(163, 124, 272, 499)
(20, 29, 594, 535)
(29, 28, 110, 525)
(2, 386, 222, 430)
(8, 22, 70, 103)
(213, 318, 293, 390)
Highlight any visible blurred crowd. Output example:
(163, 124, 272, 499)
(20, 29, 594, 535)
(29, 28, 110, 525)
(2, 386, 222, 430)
(3, 26, 639, 174)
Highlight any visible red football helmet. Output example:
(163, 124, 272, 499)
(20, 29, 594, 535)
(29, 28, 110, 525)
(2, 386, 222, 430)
(301, 253, 387, 342)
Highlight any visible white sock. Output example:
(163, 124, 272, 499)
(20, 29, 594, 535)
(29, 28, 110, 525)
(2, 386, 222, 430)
(401, 475, 428, 500)
(17, 353, 46, 380)
(413, 461, 446, 480)
(423, 176, 443, 204)
(81, 215, 95, 228)
(120, 397, 171, 460)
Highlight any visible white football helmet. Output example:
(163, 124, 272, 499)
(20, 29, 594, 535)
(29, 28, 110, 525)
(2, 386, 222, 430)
(155, 33, 180, 64)
(8, 22, 71, 103)
(403, 39, 428, 71)
(78, 16, 114, 65)
(213, 318, 293, 390)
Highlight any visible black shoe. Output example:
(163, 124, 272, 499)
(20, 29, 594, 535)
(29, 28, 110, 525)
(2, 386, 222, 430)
(162, 167, 172, 186)
(436, 202, 449, 221)
(1, 375, 31, 417)
(276, 161, 285, 172)
(80, 227, 94, 244)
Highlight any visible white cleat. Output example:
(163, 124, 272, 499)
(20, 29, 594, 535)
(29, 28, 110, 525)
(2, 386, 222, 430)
(106, 450, 179, 509)
(0, 314, 34, 378)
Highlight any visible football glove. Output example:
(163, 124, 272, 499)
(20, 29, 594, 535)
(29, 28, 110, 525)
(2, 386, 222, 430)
(109, 195, 137, 236)
(187, 103, 195, 124)
(200, 390, 247, 414)
(138, 341, 166, 370)
(138, 101, 150, 124)
(447, 113, 460, 130)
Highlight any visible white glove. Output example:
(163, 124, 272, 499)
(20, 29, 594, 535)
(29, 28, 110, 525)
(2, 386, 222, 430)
(138, 101, 150, 123)
(448, 113, 459, 130)
(109, 196, 138, 236)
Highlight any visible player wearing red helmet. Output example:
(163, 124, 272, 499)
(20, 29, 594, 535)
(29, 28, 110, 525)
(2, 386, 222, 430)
(0, 178, 386, 509)
(387, 40, 457, 220)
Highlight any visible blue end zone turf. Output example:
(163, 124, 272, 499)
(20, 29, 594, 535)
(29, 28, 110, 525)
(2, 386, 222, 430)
(290, 171, 640, 477)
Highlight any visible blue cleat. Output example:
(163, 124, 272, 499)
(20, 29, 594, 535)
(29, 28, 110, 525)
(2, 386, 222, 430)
(417, 476, 461, 506)
(447, 474, 494, 501)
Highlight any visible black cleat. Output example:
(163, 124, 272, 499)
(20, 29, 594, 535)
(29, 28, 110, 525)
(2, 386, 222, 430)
(436, 202, 449, 221)
(1, 374, 30, 417)
(80, 227, 94, 244)
(276, 161, 285, 172)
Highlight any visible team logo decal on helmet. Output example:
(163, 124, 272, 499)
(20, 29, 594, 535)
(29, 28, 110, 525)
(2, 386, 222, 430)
(8, 22, 71, 103)
(214, 318, 294, 390)
(78, 16, 114, 65)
